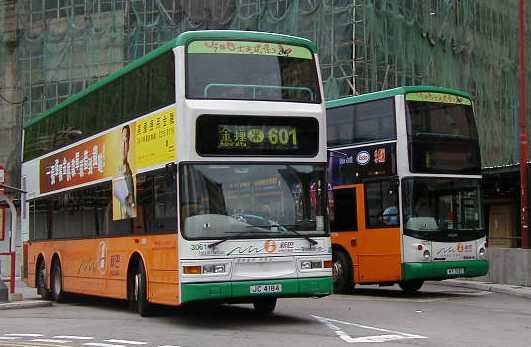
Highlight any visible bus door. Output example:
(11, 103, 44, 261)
(358, 179, 402, 283)
(330, 184, 362, 283)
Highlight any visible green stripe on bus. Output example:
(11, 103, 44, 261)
(326, 85, 472, 109)
(402, 260, 489, 281)
(180, 276, 333, 303)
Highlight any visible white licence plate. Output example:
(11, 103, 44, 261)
(447, 267, 465, 276)
(250, 284, 282, 294)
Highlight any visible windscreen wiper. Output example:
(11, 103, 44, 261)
(207, 230, 257, 249)
(276, 225, 319, 246)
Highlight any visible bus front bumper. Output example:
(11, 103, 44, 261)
(181, 276, 333, 303)
(402, 259, 489, 281)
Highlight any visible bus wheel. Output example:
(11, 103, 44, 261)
(36, 260, 51, 300)
(131, 261, 153, 317)
(333, 250, 353, 293)
(399, 280, 424, 293)
(253, 297, 277, 314)
(51, 260, 65, 302)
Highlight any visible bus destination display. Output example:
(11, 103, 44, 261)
(196, 115, 318, 156)
(218, 125, 298, 151)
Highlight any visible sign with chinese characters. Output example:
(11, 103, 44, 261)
(39, 109, 177, 199)
(188, 40, 313, 59)
(218, 124, 298, 152)
(39, 136, 108, 194)
(406, 92, 472, 105)
(328, 143, 397, 185)
(135, 109, 176, 168)
(196, 115, 318, 156)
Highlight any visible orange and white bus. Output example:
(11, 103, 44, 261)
(327, 86, 488, 293)
(21, 30, 332, 316)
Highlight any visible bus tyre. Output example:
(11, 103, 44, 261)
(51, 260, 65, 302)
(36, 260, 51, 300)
(333, 250, 353, 294)
(399, 280, 424, 293)
(132, 261, 153, 317)
(253, 297, 277, 314)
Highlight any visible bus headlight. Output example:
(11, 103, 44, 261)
(478, 247, 486, 257)
(423, 250, 431, 260)
(202, 264, 227, 274)
(300, 260, 326, 270)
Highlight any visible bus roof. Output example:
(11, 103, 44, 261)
(24, 30, 317, 129)
(326, 85, 473, 109)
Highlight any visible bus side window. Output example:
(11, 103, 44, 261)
(366, 180, 399, 228)
(330, 189, 357, 232)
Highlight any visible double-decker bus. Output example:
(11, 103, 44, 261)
(21, 30, 332, 316)
(326, 86, 488, 293)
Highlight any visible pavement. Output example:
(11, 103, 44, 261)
(0, 278, 52, 310)
(437, 278, 531, 299)
(1, 277, 530, 311)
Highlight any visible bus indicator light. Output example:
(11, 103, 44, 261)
(183, 265, 202, 274)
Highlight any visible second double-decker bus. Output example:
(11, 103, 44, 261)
(326, 86, 488, 293)
(21, 30, 332, 316)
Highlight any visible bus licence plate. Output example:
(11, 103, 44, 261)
(447, 267, 465, 276)
(250, 284, 282, 294)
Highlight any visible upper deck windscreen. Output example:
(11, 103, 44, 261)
(186, 40, 321, 103)
(406, 92, 480, 174)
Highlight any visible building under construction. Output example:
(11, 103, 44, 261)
(0, 1, 529, 274)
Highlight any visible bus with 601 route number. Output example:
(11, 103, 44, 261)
(22, 30, 332, 316)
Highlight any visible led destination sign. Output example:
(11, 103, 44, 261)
(218, 124, 298, 151)
(196, 115, 318, 156)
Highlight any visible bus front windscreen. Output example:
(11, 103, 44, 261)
(406, 92, 481, 174)
(402, 178, 485, 242)
(186, 40, 321, 103)
(180, 164, 326, 240)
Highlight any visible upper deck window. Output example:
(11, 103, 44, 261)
(327, 98, 395, 147)
(186, 40, 321, 103)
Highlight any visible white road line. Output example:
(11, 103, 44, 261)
(5, 334, 44, 337)
(312, 315, 427, 344)
(31, 339, 72, 344)
(0, 337, 21, 340)
(158, 345, 182, 347)
(84, 343, 126, 347)
(53, 336, 94, 340)
(104, 340, 147, 345)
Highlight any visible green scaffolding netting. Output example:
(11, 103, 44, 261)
(0, 0, 528, 168)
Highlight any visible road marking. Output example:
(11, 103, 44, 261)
(104, 340, 147, 345)
(84, 343, 126, 347)
(312, 315, 427, 343)
(0, 338, 20, 340)
(31, 339, 71, 344)
(5, 334, 44, 337)
(158, 345, 182, 347)
(53, 336, 94, 340)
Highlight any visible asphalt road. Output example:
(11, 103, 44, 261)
(1, 283, 530, 347)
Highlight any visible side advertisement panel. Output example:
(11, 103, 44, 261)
(38, 108, 177, 220)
